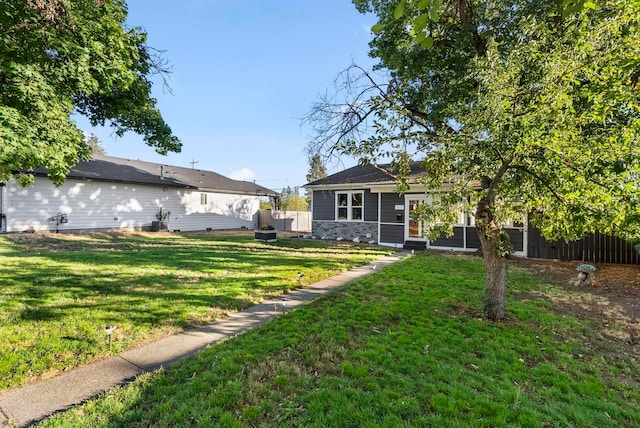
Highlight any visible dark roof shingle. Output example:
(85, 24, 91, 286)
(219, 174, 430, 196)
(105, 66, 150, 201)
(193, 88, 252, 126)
(34, 154, 279, 197)
(305, 161, 426, 186)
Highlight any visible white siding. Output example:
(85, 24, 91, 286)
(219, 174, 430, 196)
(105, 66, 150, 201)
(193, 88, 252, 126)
(5, 178, 259, 233)
(166, 191, 259, 231)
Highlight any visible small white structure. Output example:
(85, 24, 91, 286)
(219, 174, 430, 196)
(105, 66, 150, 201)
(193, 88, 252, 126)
(0, 154, 278, 233)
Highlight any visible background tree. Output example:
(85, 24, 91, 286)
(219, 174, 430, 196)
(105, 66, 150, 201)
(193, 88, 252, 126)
(305, 154, 328, 208)
(259, 198, 273, 210)
(280, 186, 309, 211)
(84, 133, 105, 155)
(307, 0, 640, 320)
(0, 0, 180, 186)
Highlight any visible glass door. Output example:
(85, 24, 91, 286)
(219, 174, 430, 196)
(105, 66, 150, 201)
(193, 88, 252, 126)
(407, 199, 425, 239)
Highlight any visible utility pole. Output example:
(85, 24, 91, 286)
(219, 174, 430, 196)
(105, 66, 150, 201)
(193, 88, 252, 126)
(189, 158, 199, 169)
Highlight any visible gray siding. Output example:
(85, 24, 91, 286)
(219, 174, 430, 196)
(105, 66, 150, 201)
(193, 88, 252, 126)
(380, 224, 404, 244)
(465, 226, 523, 251)
(506, 228, 524, 252)
(312, 190, 335, 221)
(314, 189, 377, 222)
(466, 227, 480, 249)
(431, 227, 465, 248)
(380, 193, 405, 224)
(364, 190, 378, 222)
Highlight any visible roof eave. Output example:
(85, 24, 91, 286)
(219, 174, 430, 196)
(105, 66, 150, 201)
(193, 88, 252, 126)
(304, 181, 396, 191)
(196, 187, 279, 197)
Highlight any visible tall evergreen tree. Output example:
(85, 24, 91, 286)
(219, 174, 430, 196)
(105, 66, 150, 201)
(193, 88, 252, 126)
(305, 154, 328, 209)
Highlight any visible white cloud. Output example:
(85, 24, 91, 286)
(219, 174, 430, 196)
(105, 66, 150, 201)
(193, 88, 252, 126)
(229, 167, 255, 181)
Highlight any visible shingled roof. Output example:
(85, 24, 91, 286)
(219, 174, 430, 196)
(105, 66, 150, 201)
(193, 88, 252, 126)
(33, 154, 279, 197)
(305, 161, 427, 187)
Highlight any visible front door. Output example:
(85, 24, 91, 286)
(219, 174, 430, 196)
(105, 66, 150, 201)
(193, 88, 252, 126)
(407, 199, 426, 240)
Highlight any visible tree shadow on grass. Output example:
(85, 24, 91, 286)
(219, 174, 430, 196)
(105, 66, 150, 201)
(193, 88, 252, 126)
(0, 234, 389, 390)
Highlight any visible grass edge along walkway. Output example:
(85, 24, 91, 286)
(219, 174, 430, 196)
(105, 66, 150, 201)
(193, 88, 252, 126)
(0, 252, 406, 428)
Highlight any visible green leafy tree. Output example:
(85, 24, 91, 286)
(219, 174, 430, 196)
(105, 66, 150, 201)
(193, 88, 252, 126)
(259, 198, 273, 210)
(283, 195, 308, 212)
(0, 0, 180, 186)
(307, 0, 640, 320)
(305, 154, 328, 208)
(280, 186, 309, 211)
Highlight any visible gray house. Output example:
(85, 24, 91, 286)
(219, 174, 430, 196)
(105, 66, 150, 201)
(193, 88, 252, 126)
(305, 162, 527, 255)
(305, 163, 640, 264)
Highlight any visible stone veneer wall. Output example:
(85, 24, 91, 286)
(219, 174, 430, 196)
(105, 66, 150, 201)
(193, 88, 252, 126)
(312, 221, 378, 241)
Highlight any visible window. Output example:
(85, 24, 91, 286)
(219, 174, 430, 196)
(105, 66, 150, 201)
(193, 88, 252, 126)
(467, 214, 476, 226)
(454, 205, 466, 226)
(429, 194, 465, 226)
(503, 218, 525, 228)
(200, 193, 208, 205)
(336, 191, 364, 221)
(408, 195, 466, 235)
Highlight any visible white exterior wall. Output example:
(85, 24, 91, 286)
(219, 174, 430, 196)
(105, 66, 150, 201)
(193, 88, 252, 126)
(167, 190, 259, 232)
(4, 178, 259, 233)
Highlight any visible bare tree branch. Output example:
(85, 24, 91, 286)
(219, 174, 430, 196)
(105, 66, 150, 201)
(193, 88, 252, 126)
(303, 63, 451, 164)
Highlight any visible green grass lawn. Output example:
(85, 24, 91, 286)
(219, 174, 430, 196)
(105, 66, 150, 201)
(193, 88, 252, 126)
(37, 252, 640, 427)
(0, 232, 392, 392)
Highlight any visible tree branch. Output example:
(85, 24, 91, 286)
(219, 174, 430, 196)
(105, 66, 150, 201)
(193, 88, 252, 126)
(486, 156, 513, 205)
(510, 165, 567, 205)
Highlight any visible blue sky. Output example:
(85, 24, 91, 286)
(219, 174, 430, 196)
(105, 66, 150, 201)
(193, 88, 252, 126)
(76, 1, 378, 193)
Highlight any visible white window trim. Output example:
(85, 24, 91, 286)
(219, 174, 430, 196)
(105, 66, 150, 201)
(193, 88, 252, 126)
(200, 193, 208, 206)
(335, 191, 364, 222)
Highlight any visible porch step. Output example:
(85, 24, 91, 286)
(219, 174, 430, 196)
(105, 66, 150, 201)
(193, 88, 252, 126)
(403, 240, 426, 251)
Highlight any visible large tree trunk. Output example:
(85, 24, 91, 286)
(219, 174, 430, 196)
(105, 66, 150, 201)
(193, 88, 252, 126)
(476, 200, 509, 321)
(477, 225, 508, 320)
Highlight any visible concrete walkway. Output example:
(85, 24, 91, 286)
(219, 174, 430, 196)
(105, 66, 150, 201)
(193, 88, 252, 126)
(0, 252, 406, 427)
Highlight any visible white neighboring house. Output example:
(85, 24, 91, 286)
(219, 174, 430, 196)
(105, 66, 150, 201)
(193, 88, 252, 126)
(0, 154, 279, 233)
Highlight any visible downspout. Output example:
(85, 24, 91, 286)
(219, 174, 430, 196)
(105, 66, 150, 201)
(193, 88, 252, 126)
(0, 182, 6, 232)
(310, 190, 314, 234)
(377, 192, 381, 245)
(523, 214, 529, 258)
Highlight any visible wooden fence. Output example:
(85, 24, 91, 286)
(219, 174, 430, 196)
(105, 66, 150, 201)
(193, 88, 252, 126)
(527, 226, 640, 264)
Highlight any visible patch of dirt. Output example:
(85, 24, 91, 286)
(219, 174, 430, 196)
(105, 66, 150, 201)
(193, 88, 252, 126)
(2, 229, 254, 243)
(510, 257, 640, 353)
(2, 230, 310, 255)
